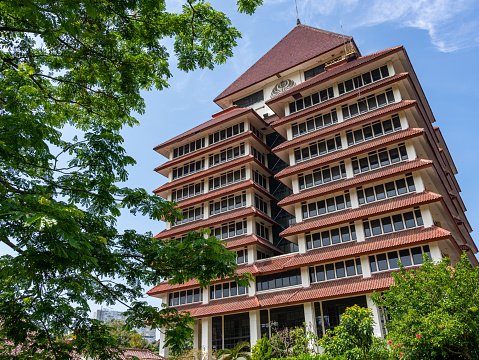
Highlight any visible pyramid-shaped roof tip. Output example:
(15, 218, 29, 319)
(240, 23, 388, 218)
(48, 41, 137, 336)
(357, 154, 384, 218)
(214, 24, 355, 104)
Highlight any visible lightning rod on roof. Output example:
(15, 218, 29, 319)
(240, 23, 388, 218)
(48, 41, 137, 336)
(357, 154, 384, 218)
(295, 0, 301, 25)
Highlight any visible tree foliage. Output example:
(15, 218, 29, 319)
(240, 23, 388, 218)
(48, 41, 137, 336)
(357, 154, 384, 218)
(216, 341, 251, 360)
(106, 320, 150, 350)
(251, 335, 272, 360)
(373, 254, 479, 360)
(269, 325, 318, 358)
(0, 0, 261, 359)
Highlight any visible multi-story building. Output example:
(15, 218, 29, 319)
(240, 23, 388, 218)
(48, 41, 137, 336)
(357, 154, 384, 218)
(147, 25, 477, 357)
(94, 308, 157, 343)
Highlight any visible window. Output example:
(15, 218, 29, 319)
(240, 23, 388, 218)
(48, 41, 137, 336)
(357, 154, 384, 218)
(252, 169, 268, 189)
(289, 86, 334, 114)
(298, 162, 346, 190)
(346, 115, 402, 146)
(208, 167, 246, 190)
(369, 245, 431, 273)
(256, 269, 302, 291)
(251, 125, 264, 141)
(256, 222, 269, 240)
(223, 313, 250, 350)
(172, 181, 204, 202)
(342, 88, 395, 120)
(306, 224, 357, 249)
(209, 192, 246, 216)
(209, 122, 245, 145)
(209, 143, 245, 167)
(363, 209, 423, 238)
(210, 280, 247, 300)
(310, 258, 362, 283)
(173, 137, 205, 159)
(254, 194, 268, 214)
(304, 63, 325, 80)
(357, 174, 415, 205)
(233, 90, 264, 108)
(352, 143, 408, 175)
(168, 288, 203, 306)
(172, 158, 205, 180)
(251, 146, 266, 165)
(294, 133, 342, 163)
(235, 249, 248, 264)
(257, 250, 270, 260)
(291, 109, 338, 138)
(211, 219, 248, 240)
(338, 65, 390, 96)
(302, 191, 351, 220)
(173, 205, 204, 226)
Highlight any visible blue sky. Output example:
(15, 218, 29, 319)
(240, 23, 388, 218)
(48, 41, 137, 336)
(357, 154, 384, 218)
(112, 0, 479, 313)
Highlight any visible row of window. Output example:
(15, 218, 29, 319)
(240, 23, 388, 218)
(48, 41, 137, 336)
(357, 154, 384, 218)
(172, 158, 205, 180)
(302, 191, 352, 219)
(252, 169, 268, 189)
(209, 167, 246, 191)
(209, 143, 245, 167)
(338, 65, 390, 96)
(210, 281, 247, 300)
(254, 194, 268, 214)
(346, 115, 402, 146)
(306, 224, 357, 250)
(174, 205, 204, 226)
(235, 249, 248, 264)
(173, 137, 205, 159)
(172, 181, 204, 202)
(352, 144, 408, 175)
(310, 258, 362, 283)
(291, 109, 338, 138)
(289, 86, 334, 114)
(342, 88, 395, 120)
(209, 122, 245, 146)
(298, 162, 346, 190)
(211, 220, 248, 240)
(251, 146, 266, 165)
(256, 222, 270, 240)
(168, 288, 203, 306)
(251, 125, 264, 141)
(369, 245, 431, 273)
(357, 174, 415, 205)
(256, 269, 302, 291)
(209, 192, 247, 216)
(363, 209, 423, 237)
(294, 134, 342, 163)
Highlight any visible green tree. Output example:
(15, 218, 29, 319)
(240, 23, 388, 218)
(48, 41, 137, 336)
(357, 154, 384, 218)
(0, 1, 261, 359)
(216, 341, 251, 360)
(318, 305, 388, 360)
(251, 335, 272, 360)
(373, 254, 479, 360)
(106, 320, 149, 349)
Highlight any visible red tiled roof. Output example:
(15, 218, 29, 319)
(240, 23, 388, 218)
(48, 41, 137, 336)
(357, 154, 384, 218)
(154, 131, 269, 172)
(118, 348, 166, 360)
(267, 46, 404, 105)
(275, 128, 424, 179)
(280, 191, 442, 237)
(225, 234, 282, 254)
(270, 72, 409, 128)
(278, 159, 433, 206)
(176, 180, 276, 209)
(214, 25, 353, 102)
(154, 206, 279, 239)
(153, 155, 272, 194)
(272, 100, 417, 153)
(153, 107, 264, 151)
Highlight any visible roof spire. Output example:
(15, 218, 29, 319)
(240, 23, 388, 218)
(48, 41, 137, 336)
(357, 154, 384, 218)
(295, 0, 301, 25)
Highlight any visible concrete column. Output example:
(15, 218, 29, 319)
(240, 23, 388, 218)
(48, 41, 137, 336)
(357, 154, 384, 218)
(244, 119, 250, 131)
(247, 245, 256, 265)
(387, 60, 395, 76)
(193, 320, 200, 351)
(413, 172, 426, 192)
(392, 85, 402, 102)
(247, 218, 254, 236)
(168, 170, 173, 182)
(204, 155, 210, 169)
(286, 126, 293, 141)
(289, 149, 296, 165)
(295, 204, 303, 222)
(344, 158, 354, 179)
(249, 310, 262, 347)
(360, 255, 371, 278)
(159, 327, 169, 358)
(292, 176, 300, 194)
(245, 140, 251, 156)
(428, 241, 442, 262)
(419, 205, 434, 227)
(303, 302, 317, 339)
(405, 140, 417, 160)
(301, 267, 311, 288)
(340, 132, 349, 150)
(202, 287, 210, 305)
(201, 317, 212, 355)
(336, 106, 344, 123)
(349, 188, 359, 209)
(366, 294, 383, 337)
(354, 220, 365, 242)
(399, 113, 409, 129)
(298, 233, 307, 254)
(248, 278, 256, 296)
(245, 164, 252, 181)
(204, 203, 210, 220)
(245, 188, 253, 207)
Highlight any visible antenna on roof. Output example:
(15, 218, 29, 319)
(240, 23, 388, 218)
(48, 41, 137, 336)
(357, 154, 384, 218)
(295, 0, 301, 25)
